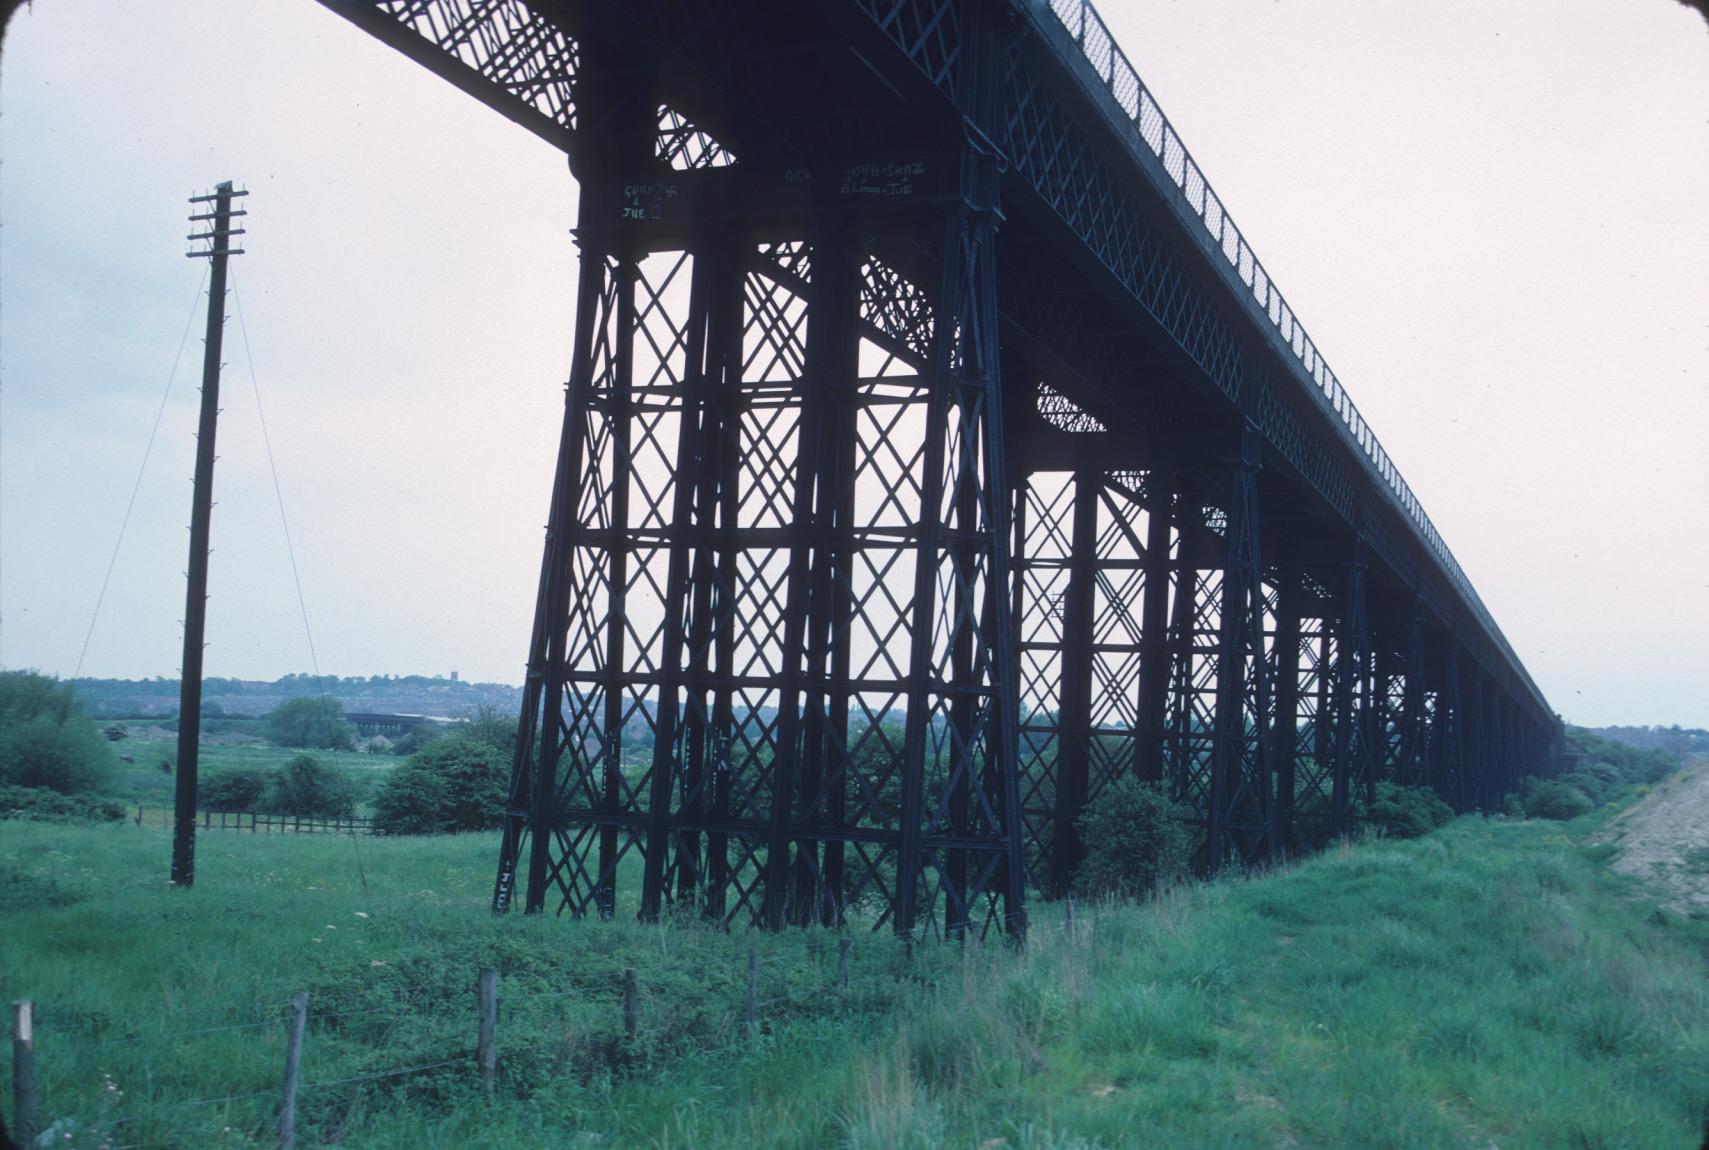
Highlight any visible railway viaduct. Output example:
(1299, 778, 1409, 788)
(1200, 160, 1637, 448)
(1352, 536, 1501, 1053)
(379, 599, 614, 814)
(319, 0, 1563, 938)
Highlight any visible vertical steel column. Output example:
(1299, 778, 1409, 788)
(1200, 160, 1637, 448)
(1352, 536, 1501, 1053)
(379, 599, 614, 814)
(641, 228, 737, 921)
(1012, 466, 1059, 891)
(1048, 467, 1099, 896)
(1375, 643, 1401, 786)
(1461, 663, 1487, 809)
(1329, 541, 1369, 835)
(1499, 692, 1519, 799)
(1397, 610, 1427, 789)
(494, 224, 610, 915)
(595, 256, 641, 919)
(1206, 448, 1273, 867)
(1164, 488, 1208, 814)
(791, 205, 861, 927)
(893, 147, 1024, 938)
(1271, 565, 1303, 853)
(757, 225, 826, 928)
(1433, 646, 1461, 809)
(1135, 470, 1174, 786)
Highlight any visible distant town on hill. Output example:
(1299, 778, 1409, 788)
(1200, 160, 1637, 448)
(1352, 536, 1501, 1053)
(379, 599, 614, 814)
(70, 673, 523, 720)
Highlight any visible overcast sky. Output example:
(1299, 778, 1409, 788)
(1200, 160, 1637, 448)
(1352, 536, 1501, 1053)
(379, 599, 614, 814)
(1, 1, 1704, 729)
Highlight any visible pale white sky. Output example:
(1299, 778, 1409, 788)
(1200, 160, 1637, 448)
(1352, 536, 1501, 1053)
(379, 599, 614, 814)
(1, 1, 1705, 728)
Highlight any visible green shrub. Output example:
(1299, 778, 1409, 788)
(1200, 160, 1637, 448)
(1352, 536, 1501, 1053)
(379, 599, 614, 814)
(1072, 777, 1191, 899)
(264, 697, 354, 750)
(0, 784, 126, 823)
(373, 734, 508, 835)
(1293, 790, 1370, 851)
(1365, 783, 1454, 839)
(1521, 777, 1593, 821)
(1561, 766, 1618, 806)
(372, 762, 451, 834)
(201, 767, 270, 812)
(0, 671, 114, 793)
(268, 754, 358, 818)
(390, 723, 443, 757)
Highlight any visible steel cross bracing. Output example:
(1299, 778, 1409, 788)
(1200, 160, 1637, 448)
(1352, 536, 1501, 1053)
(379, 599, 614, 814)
(318, 0, 1564, 931)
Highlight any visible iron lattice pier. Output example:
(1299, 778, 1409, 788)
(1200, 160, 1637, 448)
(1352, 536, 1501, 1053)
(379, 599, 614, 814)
(321, 0, 1564, 937)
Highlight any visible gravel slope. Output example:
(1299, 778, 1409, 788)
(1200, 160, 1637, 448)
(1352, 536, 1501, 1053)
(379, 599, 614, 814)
(1600, 759, 1709, 915)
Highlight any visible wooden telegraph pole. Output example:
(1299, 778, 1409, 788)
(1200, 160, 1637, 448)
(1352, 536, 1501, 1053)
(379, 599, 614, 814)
(172, 181, 247, 888)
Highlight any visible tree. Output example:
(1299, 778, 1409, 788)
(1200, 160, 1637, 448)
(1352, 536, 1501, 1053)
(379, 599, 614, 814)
(390, 724, 442, 757)
(373, 734, 508, 834)
(0, 671, 114, 794)
(1072, 777, 1191, 900)
(201, 767, 270, 812)
(458, 705, 517, 757)
(265, 697, 353, 750)
(269, 754, 358, 818)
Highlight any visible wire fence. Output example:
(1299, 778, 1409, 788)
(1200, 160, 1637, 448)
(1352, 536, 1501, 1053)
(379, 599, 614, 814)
(128, 806, 379, 835)
(6, 928, 960, 1147)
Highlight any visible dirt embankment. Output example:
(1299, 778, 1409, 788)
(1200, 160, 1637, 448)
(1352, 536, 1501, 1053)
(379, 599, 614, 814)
(1598, 759, 1709, 915)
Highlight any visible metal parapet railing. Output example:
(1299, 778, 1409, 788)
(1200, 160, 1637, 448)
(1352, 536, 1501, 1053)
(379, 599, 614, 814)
(1039, 0, 1544, 706)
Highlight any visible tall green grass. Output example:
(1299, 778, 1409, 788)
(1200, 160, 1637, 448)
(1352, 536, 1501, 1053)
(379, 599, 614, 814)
(3, 815, 1705, 1148)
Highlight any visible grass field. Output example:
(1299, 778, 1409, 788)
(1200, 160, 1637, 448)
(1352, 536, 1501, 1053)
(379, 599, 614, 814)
(105, 728, 396, 813)
(4, 810, 1707, 1148)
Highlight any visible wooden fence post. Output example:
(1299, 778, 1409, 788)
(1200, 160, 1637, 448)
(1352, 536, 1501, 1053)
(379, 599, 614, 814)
(836, 938, 851, 991)
(279, 991, 308, 1149)
(477, 968, 497, 1094)
(622, 966, 639, 1040)
(12, 1000, 35, 1148)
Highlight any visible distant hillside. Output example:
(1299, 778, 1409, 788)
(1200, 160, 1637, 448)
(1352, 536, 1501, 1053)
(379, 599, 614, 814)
(71, 674, 521, 720)
(1588, 724, 1709, 761)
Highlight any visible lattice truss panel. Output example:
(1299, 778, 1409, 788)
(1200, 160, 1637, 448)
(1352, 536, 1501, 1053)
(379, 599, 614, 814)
(854, 0, 962, 98)
(1035, 383, 1107, 434)
(348, 1, 578, 135)
(998, 49, 1244, 403)
(507, 218, 1022, 938)
(1378, 650, 1407, 788)
(655, 105, 738, 170)
(1161, 473, 1276, 866)
(1416, 690, 1439, 792)
(1013, 466, 1152, 893)
(1285, 599, 1336, 819)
